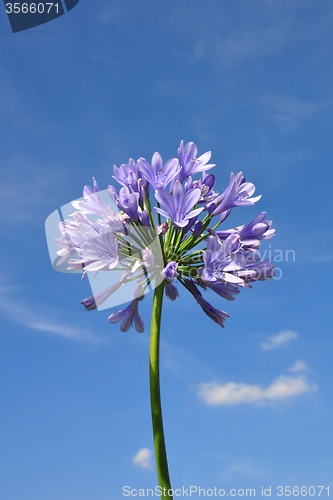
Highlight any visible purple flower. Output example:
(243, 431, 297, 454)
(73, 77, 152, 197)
(51, 139, 276, 333)
(217, 212, 275, 242)
(82, 282, 123, 310)
(113, 159, 138, 190)
(184, 279, 229, 327)
(55, 221, 78, 266)
(212, 172, 261, 216)
(199, 278, 240, 301)
(71, 178, 111, 216)
(238, 260, 275, 282)
(154, 180, 204, 228)
(185, 173, 218, 206)
(192, 221, 203, 239)
(201, 235, 246, 284)
(196, 295, 230, 327)
(137, 153, 180, 190)
(174, 141, 215, 185)
(73, 225, 119, 272)
(161, 262, 178, 282)
(108, 292, 145, 333)
(216, 213, 275, 254)
(165, 282, 179, 301)
(114, 186, 141, 223)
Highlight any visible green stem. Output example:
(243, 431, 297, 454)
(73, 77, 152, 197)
(149, 281, 173, 499)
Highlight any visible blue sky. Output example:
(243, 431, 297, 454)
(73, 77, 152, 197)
(1, 1, 333, 498)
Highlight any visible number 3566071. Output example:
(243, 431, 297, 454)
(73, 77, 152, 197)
(5, 3, 59, 14)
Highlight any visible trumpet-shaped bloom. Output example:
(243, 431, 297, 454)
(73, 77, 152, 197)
(137, 152, 180, 190)
(184, 279, 230, 327)
(73, 225, 119, 272)
(175, 140, 215, 184)
(108, 293, 144, 333)
(199, 278, 240, 301)
(113, 159, 138, 190)
(201, 234, 246, 284)
(212, 172, 261, 216)
(238, 260, 275, 282)
(165, 282, 179, 301)
(154, 180, 204, 228)
(217, 212, 275, 242)
(82, 282, 123, 310)
(113, 186, 141, 223)
(71, 177, 112, 216)
(161, 262, 178, 282)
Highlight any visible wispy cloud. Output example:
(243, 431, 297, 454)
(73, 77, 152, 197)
(219, 459, 270, 482)
(0, 290, 101, 343)
(0, 160, 70, 227)
(191, 19, 295, 68)
(95, 2, 127, 26)
(133, 448, 154, 470)
(197, 363, 316, 406)
(260, 330, 298, 351)
(288, 360, 309, 373)
(259, 94, 328, 131)
(313, 254, 333, 263)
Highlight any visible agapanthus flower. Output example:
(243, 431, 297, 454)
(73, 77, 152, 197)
(238, 260, 275, 282)
(161, 262, 178, 282)
(212, 172, 261, 216)
(108, 287, 145, 333)
(185, 173, 218, 206)
(183, 278, 230, 327)
(154, 180, 204, 228)
(216, 212, 275, 242)
(71, 177, 113, 216)
(50, 140, 277, 496)
(112, 186, 142, 223)
(201, 234, 246, 284)
(137, 152, 180, 190)
(174, 140, 215, 184)
(82, 282, 123, 310)
(165, 282, 179, 301)
(72, 225, 119, 272)
(53, 139, 275, 330)
(113, 159, 139, 190)
(55, 221, 78, 266)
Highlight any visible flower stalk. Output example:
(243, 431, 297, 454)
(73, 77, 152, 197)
(149, 280, 173, 499)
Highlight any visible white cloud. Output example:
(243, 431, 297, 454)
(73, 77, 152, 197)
(260, 330, 298, 351)
(259, 94, 328, 131)
(288, 360, 309, 373)
(95, 3, 127, 26)
(314, 254, 333, 263)
(191, 19, 295, 69)
(133, 448, 154, 470)
(219, 459, 269, 482)
(197, 365, 316, 406)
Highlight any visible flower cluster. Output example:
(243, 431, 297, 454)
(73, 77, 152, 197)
(55, 141, 275, 331)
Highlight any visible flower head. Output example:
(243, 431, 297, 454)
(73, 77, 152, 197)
(51, 139, 275, 332)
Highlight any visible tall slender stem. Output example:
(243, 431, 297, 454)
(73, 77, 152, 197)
(149, 281, 173, 499)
